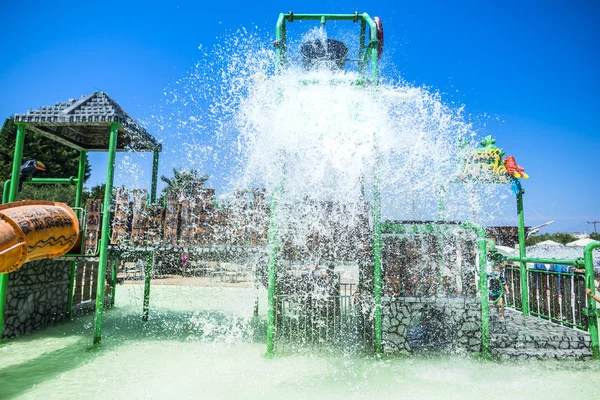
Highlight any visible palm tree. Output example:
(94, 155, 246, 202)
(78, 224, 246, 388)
(160, 168, 209, 195)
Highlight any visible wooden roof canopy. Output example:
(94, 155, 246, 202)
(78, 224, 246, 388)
(12, 92, 161, 152)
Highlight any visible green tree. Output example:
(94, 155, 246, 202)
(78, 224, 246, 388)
(160, 168, 209, 195)
(1, 118, 92, 204)
(590, 232, 600, 241)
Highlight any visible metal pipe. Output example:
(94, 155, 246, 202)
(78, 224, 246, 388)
(477, 228, 490, 357)
(24, 177, 78, 185)
(283, 13, 368, 21)
(74, 152, 86, 210)
(373, 178, 383, 355)
(2, 180, 9, 204)
(67, 151, 87, 318)
(150, 150, 160, 204)
(504, 256, 584, 266)
(584, 241, 600, 359)
(92, 122, 119, 345)
(461, 222, 490, 356)
(516, 186, 529, 315)
(265, 186, 282, 357)
(275, 13, 286, 71)
(142, 252, 152, 321)
(358, 20, 366, 73)
(110, 258, 118, 306)
(0, 122, 26, 343)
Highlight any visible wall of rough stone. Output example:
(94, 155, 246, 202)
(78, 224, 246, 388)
(382, 296, 482, 355)
(2, 259, 71, 339)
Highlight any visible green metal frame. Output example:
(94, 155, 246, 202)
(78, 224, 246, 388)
(266, 12, 382, 357)
(0, 122, 26, 342)
(1, 114, 161, 345)
(92, 122, 119, 344)
(142, 251, 153, 321)
(66, 150, 87, 318)
(584, 242, 600, 359)
(381, 221, 490, 357)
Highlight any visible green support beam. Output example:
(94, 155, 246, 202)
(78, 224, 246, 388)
(372, 181, 383, 355)
(150, 149, 160, 204)
(66, 150, 87, 319)
(584, 241, 600, 359)
(0, 122, 26, 343)
(142, 252, 153, 321)
(516, 186, 529, 315)
(265, 187, 281, 357)
(504, 256, 584, 266)
(2, 180, 10, 204)
(93, 122, 119, 345)
(477, 228, 490, 357)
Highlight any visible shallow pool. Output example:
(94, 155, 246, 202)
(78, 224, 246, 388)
(1, 284, 599, 399)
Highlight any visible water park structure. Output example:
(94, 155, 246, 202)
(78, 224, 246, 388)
(0, 11, 599, 369)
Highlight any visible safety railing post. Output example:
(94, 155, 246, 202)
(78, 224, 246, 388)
(92, 122, 119, 345)
(265, 187, 282, 357)
(515, 183, 530, 315)
(584, 242, 600, 359)
(0, 122, 26, 343)
(142, 252, 153, 321)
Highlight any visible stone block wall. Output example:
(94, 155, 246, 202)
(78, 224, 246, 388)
(382, 296, 482, 355)
(2, 259, 71, 339)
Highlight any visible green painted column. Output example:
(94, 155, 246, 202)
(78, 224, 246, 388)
(110, 258, 118, 307)
(477, 229, 490, 357)
(142, 252, 153, 321)
(0, 122, 26, 343)
(93, 122, 119, 345)
(67, 150, 87, 319)
(2, 180, 10, 204)
(372, 182, 383, 355)
(265, 188, 281, 357)
(150, 149, 159, 204)
(584, 242, 600, 359)
(516, 185, 529, 315)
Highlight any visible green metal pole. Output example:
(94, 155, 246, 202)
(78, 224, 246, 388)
(477, 229, 490, 357)
(265, 187, 281, 357)
(110, 258, 118, 307)
(584, 241, 600, 359)
(23, 177, 78, 185)
(358, 20, 366, 74)
(66, 151, 87, 319)
(373, 181, 383, 355)
(504, 256, 584, 266)
(142, 252, 152, 321)
(93, 122, 119, 345)
(275, 13, 287, 71)
(0, 122, 26, 343)
(150, 149, 159, 204)
(516, 185, 529, 315)
(2, 180, 10, 204)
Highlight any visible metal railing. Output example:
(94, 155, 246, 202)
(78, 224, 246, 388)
(504, 266, 589, 330)
(273, 283, 371, 352)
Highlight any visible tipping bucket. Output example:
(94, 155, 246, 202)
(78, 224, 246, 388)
(300, 39, 348, 71)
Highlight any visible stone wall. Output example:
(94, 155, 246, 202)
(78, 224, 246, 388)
(2, 259, 71, 339)
(382, 296, 482, 355)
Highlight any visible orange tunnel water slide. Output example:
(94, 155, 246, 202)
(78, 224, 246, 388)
(0, 201, 80, 274)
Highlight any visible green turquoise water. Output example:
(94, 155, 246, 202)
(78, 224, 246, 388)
(1, 285, 599, 399)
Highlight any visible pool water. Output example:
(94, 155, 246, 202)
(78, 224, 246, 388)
(1, 284, 599, 399)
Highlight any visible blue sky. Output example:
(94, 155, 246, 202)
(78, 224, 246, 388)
(0, 0, 598, 233)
